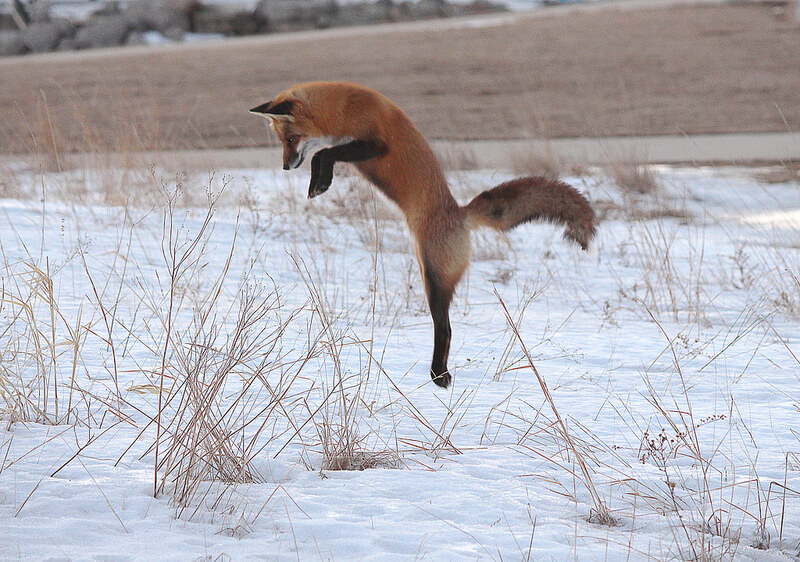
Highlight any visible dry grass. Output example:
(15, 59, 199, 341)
(435, 145, 479, 171)
(293, 252, 402, 472)
(609, 208, 710, 324)
(496, 289, 616, 526)
(638, 308, 740, 560)
(606, 156, 660, 196)
(2, 171, 798, 556)
(1, 4, 800, 154)
(610, 163, 660, 195)
(510, 150, 562, 180)
(751, 162, 800, 184)
(0, 173, 308, 526)
(509, 145, 589, 179)
(0, 259, 84, 427)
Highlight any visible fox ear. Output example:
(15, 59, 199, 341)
(249, 100, 294, 121)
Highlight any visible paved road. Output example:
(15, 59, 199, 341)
(440, 131, 800, 168)
(5, 132, 797, 171)
(59, 132, 797, 172)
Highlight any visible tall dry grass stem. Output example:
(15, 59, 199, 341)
(495, 288, 615, 526)
(640, 300, 742, 559)
(291, 253, 399, 471)
(153, 183, 224, 497)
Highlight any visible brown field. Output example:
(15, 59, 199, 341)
(1, 2, 799, 155)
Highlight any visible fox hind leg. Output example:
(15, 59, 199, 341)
(418, 224, 469, 388)
(423, 267, 454, 388)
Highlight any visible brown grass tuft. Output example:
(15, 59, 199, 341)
(607, 161, 659, 195)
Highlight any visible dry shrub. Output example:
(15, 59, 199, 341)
(325, 177, 401, 223)
(436, 145, 479, 171)
(636, 207, 693, 221)
(0, 260, 76, 426)
(638, 309, 744, 559)
(608, 161, 660, 195)
(471, 229, 516, 262)
(12, 88, 174, 207)
(0, 161, 28, 199)
(154, 283, 297, 512)
(318, 407, 400, 471)
(496, 289, 617, 527)
(293, 254, 401, 472)
(751, 162, 800, 184)
(122, 186, 316, 523)
(615, 216, 710, 324)
(764, 248, 800, 318)
(510, 146, 574, 179)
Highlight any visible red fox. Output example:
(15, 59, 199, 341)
(251, 81, 595, 388)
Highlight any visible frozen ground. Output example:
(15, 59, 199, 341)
(0, 161, 799, 559)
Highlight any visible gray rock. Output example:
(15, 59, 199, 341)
(191, 6, 225, 33)
(0, 29, 26, 56)
(22, 21, 60, 52)
(74, 15, 129, 49)
(163, 25, 185, 40)
(57, 36, 75, 50)
(122, 0, 189, 33)
(255, 0, 337, 29)
(0, 14, 17, 31)
(27, 0, 53, 24)
(227, 10, 267, 35)
(327, 1, 398, 27)
(401, 0, 454, 19)
(192, 5, 267, 35)
(53, 18, 74, 35)
(462, 0, 506, 15)
(124, 30, 146, 45)
(121, 5, 149, 31)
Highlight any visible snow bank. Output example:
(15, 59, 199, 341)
(0, 164, 798, 559)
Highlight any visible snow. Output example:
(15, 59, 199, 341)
(0, 161, 799, 559)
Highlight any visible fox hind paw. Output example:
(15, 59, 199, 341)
(431, 368, 452, 388)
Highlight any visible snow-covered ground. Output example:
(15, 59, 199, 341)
(0, 160, 799, 559)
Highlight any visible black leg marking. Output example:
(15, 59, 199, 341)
(308, 140, 386, 198)
(309, 151, 327, 197)
(424, 267, 453, 388)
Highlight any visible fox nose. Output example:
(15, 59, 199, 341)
(283, 163, 290, 170)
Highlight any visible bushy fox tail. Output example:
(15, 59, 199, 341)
(463, 176, 596, 250)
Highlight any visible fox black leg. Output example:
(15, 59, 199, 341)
(308, 140, 386, 198)
(424, 267, 454, 388)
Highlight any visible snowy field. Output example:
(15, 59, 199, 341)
(0, 159, 799, 559)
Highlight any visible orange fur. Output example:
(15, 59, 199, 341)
(251, 81, 595, 388)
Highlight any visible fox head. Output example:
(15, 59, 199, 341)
(249, 94, 333, 170)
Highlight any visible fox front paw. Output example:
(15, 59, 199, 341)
(307, 179, 331, 199)
(308, 151, 334, 198)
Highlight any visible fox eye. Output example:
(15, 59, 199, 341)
(287, 135, 298, 144)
